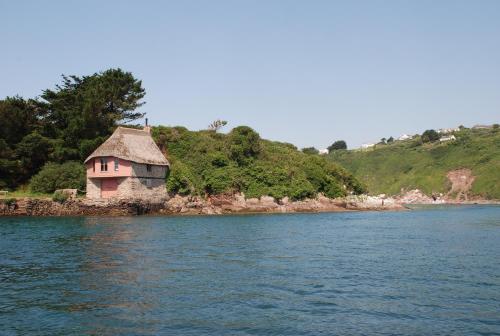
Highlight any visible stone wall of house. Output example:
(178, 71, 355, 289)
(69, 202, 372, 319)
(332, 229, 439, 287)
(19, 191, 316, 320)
(86, 163, 169, 200)
(86, 178, 101, 199)
(131, 162, 168, 179)
(117, 177, 167, 200)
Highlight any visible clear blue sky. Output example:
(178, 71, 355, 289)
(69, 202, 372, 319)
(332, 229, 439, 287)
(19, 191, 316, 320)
(1, 0, 499, 148)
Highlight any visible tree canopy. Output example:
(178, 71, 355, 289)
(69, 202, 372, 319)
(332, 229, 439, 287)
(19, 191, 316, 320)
(421, 129, 440, 143)
(226, 126, 262, 165)
(153, 125, 365, 200)
(328, 140, 347, 152)
(0, 69, 145, 189)
(302, 147, 319, 155)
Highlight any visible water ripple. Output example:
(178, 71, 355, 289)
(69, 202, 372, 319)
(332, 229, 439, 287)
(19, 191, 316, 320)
(0, 206, 499, 335)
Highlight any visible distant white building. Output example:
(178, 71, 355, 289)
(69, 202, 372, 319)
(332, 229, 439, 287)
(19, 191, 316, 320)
(438, 127, 460, 134)
(319, 149, 329, 155)
(439, 135, 456, 142)
(361, 143, 375, 149)
(397, 134, 413, 141)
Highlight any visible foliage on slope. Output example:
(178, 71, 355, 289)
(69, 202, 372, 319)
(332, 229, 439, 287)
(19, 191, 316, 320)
(328, 127, 500, 199)
(0, 68, 363, 199)
(30, 162, 86, 194)
(152, 126, 365, 200)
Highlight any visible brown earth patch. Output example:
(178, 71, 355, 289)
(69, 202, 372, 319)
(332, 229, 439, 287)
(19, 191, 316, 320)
(446, 169, 475, 201)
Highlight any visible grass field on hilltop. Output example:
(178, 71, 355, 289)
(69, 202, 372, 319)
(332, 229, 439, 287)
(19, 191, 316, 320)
(327, 128, 500, 199)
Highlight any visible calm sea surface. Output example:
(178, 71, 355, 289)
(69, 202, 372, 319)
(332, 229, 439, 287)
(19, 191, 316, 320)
(1, 206, 499, 335)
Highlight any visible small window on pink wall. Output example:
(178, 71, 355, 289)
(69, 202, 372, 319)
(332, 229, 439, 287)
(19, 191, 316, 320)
(114, 158, 119, 171)
(100, 158, 108, 172)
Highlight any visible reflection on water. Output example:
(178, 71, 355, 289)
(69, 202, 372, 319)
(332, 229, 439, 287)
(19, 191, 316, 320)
(1, 207, 500, 335)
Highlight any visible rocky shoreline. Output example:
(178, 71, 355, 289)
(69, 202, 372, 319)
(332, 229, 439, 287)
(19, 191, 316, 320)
(2, 190, 496, 217)
(394, 189, 500, 205)
(0, 194, 405, 217)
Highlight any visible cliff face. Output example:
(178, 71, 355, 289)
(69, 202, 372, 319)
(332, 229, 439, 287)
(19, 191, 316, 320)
(0, 194, 404, 217)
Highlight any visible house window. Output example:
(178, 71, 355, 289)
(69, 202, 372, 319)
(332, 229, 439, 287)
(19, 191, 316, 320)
(93, 159, 95, 172)
(100, 158, 108, 172)
(114, 158, 119, 171)
(146, 164, 152, 172)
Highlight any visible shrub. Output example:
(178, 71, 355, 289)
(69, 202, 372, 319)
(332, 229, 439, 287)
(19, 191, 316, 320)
(328, 140, 347, 152)
(302, 147, 319, 155)
(203, 167, 234, 194)
(152, 125, 365, 200)
(289, 177, 316, 201)
(52, 191, 69, 204)
(208, 151, 229, 167)
(166, 161, 196, 195)
(30, 161, 85, 194)
(226, 126, 261, 165)
(421, 129, 440, 143)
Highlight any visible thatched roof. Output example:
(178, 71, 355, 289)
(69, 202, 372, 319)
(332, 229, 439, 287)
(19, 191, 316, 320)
(84, 127, 170, 166)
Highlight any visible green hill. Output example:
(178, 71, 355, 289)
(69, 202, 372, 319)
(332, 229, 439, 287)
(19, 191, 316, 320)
(327, 127, 500, 199)
(152, 125, 365, 200)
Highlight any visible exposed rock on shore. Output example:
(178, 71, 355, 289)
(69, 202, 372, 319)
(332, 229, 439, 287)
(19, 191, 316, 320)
(395, 189, 439, 204)
(395, 187, 499, 205)
(0, 193, 404, 217)
(160, 193, 403, 215)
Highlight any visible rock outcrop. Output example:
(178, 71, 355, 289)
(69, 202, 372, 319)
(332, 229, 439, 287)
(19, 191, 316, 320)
(395, 189, 440, 204)
(0, 193, 405, 217)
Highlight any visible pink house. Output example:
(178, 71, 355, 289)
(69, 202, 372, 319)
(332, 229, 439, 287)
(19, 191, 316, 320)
(84, 126, 170, 200)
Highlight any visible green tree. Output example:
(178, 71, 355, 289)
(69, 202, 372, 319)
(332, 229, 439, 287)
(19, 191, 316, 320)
(226, 126, 261, 165)
(421, 129, 440, 143)
(15, 132, 52, 179)
(40, 68, 145, 153)
(30, 161, 86, 194)
(166, 160, 196, 195)
(0, 96, 44, 147)
(78, 137, 106, 161)
(0, 139, 19, 189)
(207, 119, 228, 132)
(302, 147, 319, 155)
(328, 140, 347, 152)
(203, 168, 234, 194)
(387, 136, 394, 143)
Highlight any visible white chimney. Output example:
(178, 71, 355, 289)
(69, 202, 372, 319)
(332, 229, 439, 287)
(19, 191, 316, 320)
(144, 118, 151, 134)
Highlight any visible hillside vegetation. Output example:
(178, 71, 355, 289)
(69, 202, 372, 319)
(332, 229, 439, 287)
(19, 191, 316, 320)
(328, 127, 500, 199)
(0, 68, 364, 200)
(152, 126, 365, 200)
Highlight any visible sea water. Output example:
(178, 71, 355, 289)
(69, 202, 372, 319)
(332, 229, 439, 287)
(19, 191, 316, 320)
(1, 206, 499, 335)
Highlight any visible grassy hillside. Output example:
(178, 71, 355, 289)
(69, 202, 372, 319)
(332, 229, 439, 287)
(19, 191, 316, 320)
(152, 126, 365, 200)
(327, 127, 500, 199)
